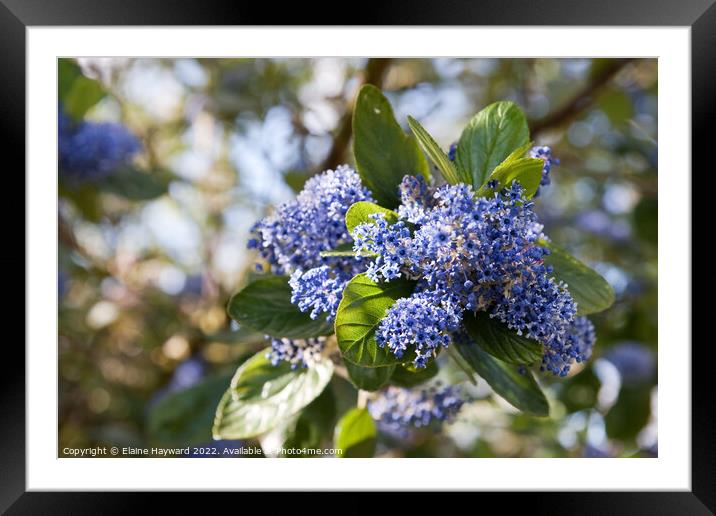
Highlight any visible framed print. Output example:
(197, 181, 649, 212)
(4, 0, 708, 512)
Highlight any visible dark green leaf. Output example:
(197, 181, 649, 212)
(407, 116, 470, 185)
(352, 85, 429, 208)
(390, 360, 439, 388)
(454, 338, 549, 416)
(335, 274, 415, 367)
(539, 240, 616, 315)
(98, 168, 168, 201)
(334, 408, 377, 458)
(213, 349, 334, 439)
(455, 101, 530, 189)
(463, 311, 543, 365)
(345, 361, 395, 391)
(605, 385, 652, 441)
(345, 201, 399, 236)
(282, 386, 337, 455)
(227, 275, 333, 339)
(147, 373, 232, 447)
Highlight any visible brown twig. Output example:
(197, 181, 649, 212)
(529, 58, 636, 137)
(319, 58, 393, 172)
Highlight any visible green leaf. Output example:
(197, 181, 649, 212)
(147, 373, 232, 447)
(336, 273, 415, 367)
(477, 156, 543, 198)
(58, 59, 106, 120)
(345, 201, 400, 236)
(454, 338, 549, 416)
(334, 408, 377, 458)
(456, 101, 530, 189)
(352, 85, 429, 208)
(227, 275, 333, 339)
(282, 386, 337, 455)
(463, 311, 543, 365)
(213, 349, 334, 439)
(605, 385, 652, 441)
(539, 240, 616, 315)
(345, 361, 395, 391)
(97, 168, 168, 201)
(390, 360, 438, 388)
(407, 116, 470, 185)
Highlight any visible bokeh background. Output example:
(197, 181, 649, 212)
(58, 58, 657, 458)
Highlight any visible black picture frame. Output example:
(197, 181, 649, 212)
(3, 0, 706, 512)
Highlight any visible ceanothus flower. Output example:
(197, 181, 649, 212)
(529, 145, 558, 196)
(541, 316, 596, 377)
(266, 336, 326, 369)
(288, 266, 352, 321)
(447, 143, 457, 162)
(397, 175, 432, 225)
(355, 177, 589, 375)
(368, 384, 464, 435)
(249, 165, 373, 320)
(375, 291, 462, 368)
(58, 107, 141, 184)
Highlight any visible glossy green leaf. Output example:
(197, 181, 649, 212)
(454, 338, 549, 416)
(334, 408, 377, 458)
(539, 240, 616, 315)
(352, 85, 429, 208)
(477, 155, 543, 198)
(390, 360, 439, 388)
(455, 101, 530, 189)
(345, 361, 395, 391)
(407, 116, 470, 185)
(227, 275, 333, 339)
(463, 311, 543, 365)
(335, 274, 415, 367)
(345, 201, 399, 237)
(213, 349, 334, 439)
(147, 373, 232, 447)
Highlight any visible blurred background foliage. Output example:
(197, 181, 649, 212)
(58, 57, 657, 458)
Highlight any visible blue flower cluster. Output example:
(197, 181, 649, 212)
(266, 336, 326, 369)
(354, 176, 586, 373)
(248, 166, 373, 320)
(541, 316, 596, 377)
(58, 108, 141, 184)
(375, 293, 462, 368)
(528, 145, 558, 196)
(368, 384, 464, 434)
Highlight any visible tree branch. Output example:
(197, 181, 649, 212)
(320, 58, 393, 171)
(529, 58, 636, 137)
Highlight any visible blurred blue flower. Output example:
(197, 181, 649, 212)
(602, 342, 655, 385)
(58, 106, 141, 184)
